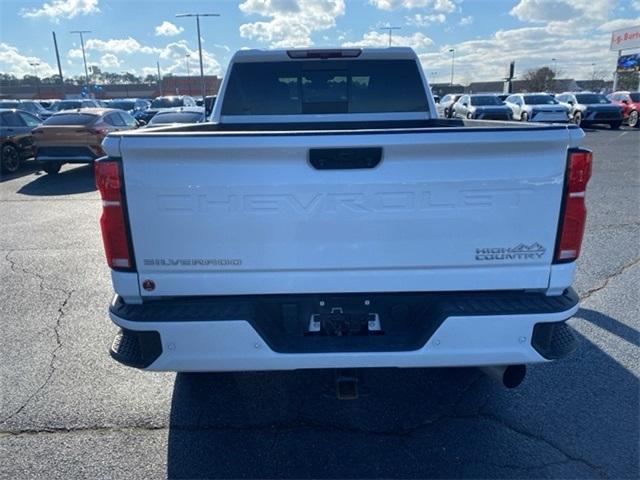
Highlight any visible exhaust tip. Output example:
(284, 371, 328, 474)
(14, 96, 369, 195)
(502, 364, 526, 389)
(481, 364, 527, 389)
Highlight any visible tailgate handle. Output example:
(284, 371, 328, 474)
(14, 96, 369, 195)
(309, 147, 382, 170)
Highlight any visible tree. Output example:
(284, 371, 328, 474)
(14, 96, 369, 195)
(618, 71, 640, 91)
(521, 66, 556, 92)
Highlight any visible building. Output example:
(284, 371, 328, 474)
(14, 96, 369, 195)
(0, 75, 221, 100)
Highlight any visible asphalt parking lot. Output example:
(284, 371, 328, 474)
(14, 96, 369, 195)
(1, 126, 638, 479)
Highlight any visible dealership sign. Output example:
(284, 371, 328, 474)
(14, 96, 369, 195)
(610, 25, 640, 51)
(617, 53, 640, 72)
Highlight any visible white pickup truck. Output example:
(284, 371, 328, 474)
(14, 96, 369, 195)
(97, 48, 591, 389)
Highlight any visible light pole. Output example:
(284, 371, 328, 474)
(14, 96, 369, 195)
(379, 26, 401, 46)
(71, 30, 91, 92)
(29, 62, 41, 97)
(185, 53, 191, 94)
(551, 58, 558, 76)
(449, 48, 455, 86)
(157, 61, 163, 96)
(176, 13, 220, 101)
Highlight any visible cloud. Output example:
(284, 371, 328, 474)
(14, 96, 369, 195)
(459, 15, 473, 26)
(0, 43, 56, 78)
(369, 0, 455, 12)
(343, 31, 434, 49)
(84, 37, 159, 55)
(510, 0, 612, 24)
(597, 17, 640, 32)
(68, 48, 84, 59)
(155, 21, 184, 37)
(418, 24, 616, 85)
(158, 40, 222, 75)
(99, 53, 120, 68)
(406, 13, 446, 27)
(239, 0, 345, 47)
(21, 0, 100, 22)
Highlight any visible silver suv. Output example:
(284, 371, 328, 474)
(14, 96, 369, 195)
(555, 92, 623, 129)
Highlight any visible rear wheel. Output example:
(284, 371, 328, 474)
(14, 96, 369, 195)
(609, 121, 622, 130)
(1, 144, 21, 173)
(573, 111, 582, 126)
(521, 112, 529, 122)
(628, 110, 639, 128)
(42, 162, 62, 175)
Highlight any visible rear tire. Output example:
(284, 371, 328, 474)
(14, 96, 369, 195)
(609, 121, 622, 130)
(628, 110, 639, 128)
(573, 111, 582, 126)
(42, 162, 62, 175)
(1, 144, 21, 173)
(521, 112, 529, 122)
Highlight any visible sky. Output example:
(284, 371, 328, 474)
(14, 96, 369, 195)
(0, 0, 638, 85)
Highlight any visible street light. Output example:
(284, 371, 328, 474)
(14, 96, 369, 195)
(176, 13, 220, 102)
(551, 57, 558, 76)
(379, 26, 401, 46)
(449, 48, 455, 86)
(70, 30, 91, 90)
(29, 62, 41, 96)
(185, 53, 191, 95)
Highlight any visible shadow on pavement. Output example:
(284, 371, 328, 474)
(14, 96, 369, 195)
(166, 328, 639, 479)
(0, 158, 40, 183)
(17, 164, 96, 196)
(575, 308, 639, 348)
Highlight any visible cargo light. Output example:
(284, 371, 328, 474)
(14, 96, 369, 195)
(287, 49, 362, 59)
(95, 159, 134, 270)
(554, 149, 592, 262)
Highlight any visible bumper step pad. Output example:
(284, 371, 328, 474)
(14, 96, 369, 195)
(531, 321, 578, 359)
(110, 328, 162, 368)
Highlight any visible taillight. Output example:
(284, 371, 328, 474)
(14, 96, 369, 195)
(95, 159, 133, 270)
(555, 149, 592, 262)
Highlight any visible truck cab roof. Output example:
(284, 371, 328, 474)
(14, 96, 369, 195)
(231, 47, 419, 63)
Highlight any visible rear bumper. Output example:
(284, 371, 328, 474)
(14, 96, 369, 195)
(108, 289, 579, 372)
(36, 145, 100, 163)
(37, 155, 96, 164)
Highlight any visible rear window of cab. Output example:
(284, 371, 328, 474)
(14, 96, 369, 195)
(222, 59, 428, 115)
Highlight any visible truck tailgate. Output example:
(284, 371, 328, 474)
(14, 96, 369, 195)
(110, 127, 573, 297)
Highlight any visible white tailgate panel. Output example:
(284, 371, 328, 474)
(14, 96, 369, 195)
(120, 128, 569, 296)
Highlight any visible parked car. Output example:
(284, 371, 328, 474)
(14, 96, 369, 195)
(99, 47, 589, 389)
(437, 93, 462, 118)
(0, 99, 51, 119)
(555, 92, 623, 129)
(108, 98, 150, 120)
(146, 107, 205, 126)
(33, 108, 138, 174)
(452, 94, 513, 120)
(137, 95, 196, 124)
(41, 99, 102, 120)
(504, 93, 570, 122)
(35, 99, 58, 109)
(606, 91, 640, 127)
(0, 109, 41, 173)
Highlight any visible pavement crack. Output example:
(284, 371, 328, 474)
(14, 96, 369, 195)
(1, 252, 75, 426)
(479, 411, 609, 479)
(581, 256, 640, 302)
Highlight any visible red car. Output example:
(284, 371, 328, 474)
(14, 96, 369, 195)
(607, 91, 640, 127)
